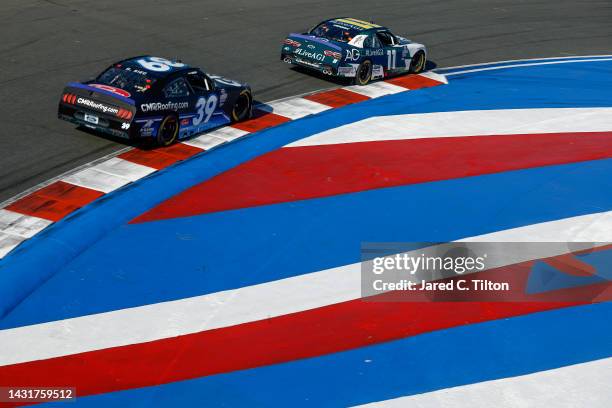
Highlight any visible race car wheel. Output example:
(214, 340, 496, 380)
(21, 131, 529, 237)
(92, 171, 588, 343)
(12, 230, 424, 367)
(231, 89, 252, 122)
(355, 60, 372, 86)
(410, 51, 426, 74)
(156, 114, 179, 146)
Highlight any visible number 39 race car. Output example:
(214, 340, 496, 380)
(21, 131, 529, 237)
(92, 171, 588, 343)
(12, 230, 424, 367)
(58, 56, 253, 145)
(281, 17, 427, 85)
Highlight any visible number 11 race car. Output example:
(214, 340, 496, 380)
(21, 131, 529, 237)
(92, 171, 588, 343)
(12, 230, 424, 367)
(58, 56, 253, 145)
(281, 17, 427, 85)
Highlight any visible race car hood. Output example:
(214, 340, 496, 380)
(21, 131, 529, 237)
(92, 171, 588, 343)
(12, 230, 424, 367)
(283, 33, 344, 66)
(209, 75, 249, 92)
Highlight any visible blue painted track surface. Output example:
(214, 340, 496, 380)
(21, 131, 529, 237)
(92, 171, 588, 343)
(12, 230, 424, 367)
(1, 57, 611, 407)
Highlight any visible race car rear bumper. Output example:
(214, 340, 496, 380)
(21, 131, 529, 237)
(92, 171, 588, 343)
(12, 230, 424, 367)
(58, 104, 132, 140)
(281, 54, 356, 77)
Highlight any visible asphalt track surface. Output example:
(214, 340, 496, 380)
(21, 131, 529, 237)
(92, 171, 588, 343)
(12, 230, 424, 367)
(0, 0, 611, 202)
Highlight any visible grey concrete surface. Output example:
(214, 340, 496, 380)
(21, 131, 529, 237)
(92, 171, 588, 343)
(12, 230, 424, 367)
(1, 0, 611, 201)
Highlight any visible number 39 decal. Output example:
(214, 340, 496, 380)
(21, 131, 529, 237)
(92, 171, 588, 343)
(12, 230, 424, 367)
(137, 57, 186, 72)
(192, 95, 218, 125)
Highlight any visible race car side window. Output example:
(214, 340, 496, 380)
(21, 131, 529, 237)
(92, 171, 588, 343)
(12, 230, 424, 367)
(377, 31, 396, 46)
(186, 72, 211, 93)
(163, 77, 190, 98)
(203, 75, 215, 91)
(370, 34, 383, 48)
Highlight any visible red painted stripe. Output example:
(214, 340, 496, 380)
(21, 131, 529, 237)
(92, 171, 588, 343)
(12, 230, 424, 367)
(119, 143, 202, 170)
(303, 88, 370, 108)
(387, 74, 444, 89)
(543, 254, 596, 277)
(5, 181, 104, 222)
(1, 260, 607, 402)
(231, 108, 291, 133)
(134, 131, 612, 223)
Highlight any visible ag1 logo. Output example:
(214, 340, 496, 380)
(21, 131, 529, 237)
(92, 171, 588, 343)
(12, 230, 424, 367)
(137, 57, 186, 72)
(345, 49, 361, 62)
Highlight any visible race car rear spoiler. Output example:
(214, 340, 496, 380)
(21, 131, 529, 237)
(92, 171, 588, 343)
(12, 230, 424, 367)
(60, 83, 136, 121)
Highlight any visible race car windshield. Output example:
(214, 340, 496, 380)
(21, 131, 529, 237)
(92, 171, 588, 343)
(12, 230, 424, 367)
(310, 23, 360, 43)
(96, 67, 156, 93)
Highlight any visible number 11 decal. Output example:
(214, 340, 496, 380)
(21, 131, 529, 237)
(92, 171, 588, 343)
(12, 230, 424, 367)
(387, 50, 397, 69)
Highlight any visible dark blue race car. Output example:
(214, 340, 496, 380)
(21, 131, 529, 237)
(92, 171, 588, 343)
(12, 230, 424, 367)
(58, 56, 253, 145)
(281, 17, 427, 85)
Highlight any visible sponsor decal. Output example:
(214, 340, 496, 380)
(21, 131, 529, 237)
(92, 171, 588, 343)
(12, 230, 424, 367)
(307, 44, 316, 49)
(324, 50, 342, 60)
(140, 101, 189, 112)
(365, 48, 384, 57)
(89, 84, 131, 98)
(139, 119, 156, 136)
(295, 57, 322, 68)
(348, 35, 368, 48)
(337, 66, 356, 77)
(284, 39, 301, 47)
(219, 88, 228, 106)
(181, 118, 191, 126)
(76, 98, 119, 115)
(372, 65, 384, 79)
(294, 48, 325, 61)
(334, 18, 381, 29)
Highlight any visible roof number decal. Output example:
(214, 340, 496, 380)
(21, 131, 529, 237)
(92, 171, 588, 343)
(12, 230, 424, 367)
(137, 57, 186, 72)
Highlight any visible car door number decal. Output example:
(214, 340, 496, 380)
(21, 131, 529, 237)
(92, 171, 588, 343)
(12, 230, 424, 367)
(387, 50, 397, 69)
(192, 95, 218, 126)
(137, 57, 186, 72)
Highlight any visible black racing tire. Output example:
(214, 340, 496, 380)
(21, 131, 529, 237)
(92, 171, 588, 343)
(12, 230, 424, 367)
(156, 114, 179, 146)
(231, 89, 253, 122)
(354, 60, 373, 86)
(410, 51, 426, 74)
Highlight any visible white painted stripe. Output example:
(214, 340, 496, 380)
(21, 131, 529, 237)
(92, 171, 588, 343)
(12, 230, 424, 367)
(0, 211, 610, 366)
(435, 54, 612, 72)
(418, 71, 448, 84)
(206, 126, 250, 142)
(62, 158, 155, 193)
(258, 97, 331, 119)
(344, 82, 407, 98)
(353, 358, 612, 408)
(0, 232, 26, 258)
(0, 146, 133, 210)
(182, 135, 227, 150)
(0, 209, 52, 239)
(286, 107, 612, 147)
(62, 168, 131, 193)
(93, 157, 156, 182)
(446, 57, 612, 77)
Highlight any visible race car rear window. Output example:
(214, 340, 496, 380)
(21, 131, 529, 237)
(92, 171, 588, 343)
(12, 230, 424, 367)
(310, 23, 360, 43)
(96, 67, 156, 93)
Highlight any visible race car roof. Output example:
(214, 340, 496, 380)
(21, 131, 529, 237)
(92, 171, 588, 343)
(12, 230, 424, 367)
(115, 56, 195, 78)
(326, 17, 385, 32)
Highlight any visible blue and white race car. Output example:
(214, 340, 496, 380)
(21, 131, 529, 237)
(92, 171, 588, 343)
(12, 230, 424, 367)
(58, 56, 252, 145)
(281, 17, 427, 85)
